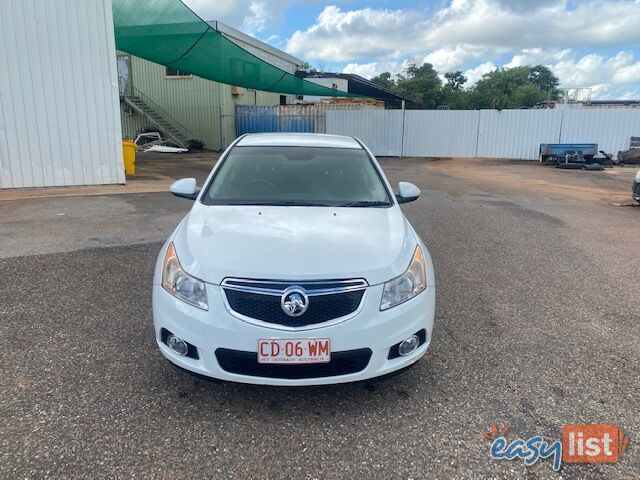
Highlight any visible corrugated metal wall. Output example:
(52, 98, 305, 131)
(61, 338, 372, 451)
(327, 108, 640, 159)
(236, 106, 282, 134)
(236, 104, 382, 136)
(477, 110, 562, 159)
(403, 110, 480, 157)
(327, 110, 404, 156)
(559, 109, 640, 154)
(0, 0, 125, 189)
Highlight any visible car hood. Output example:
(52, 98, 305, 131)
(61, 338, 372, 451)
(171, 203, 417, 286)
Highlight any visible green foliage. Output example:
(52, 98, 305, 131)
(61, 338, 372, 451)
(298, 61, 319, 73)
(370, 72, 396, 90)
(444, 71, 467, 91)
(512, 84, 549, 108)
(396, 62, 443, 109)
(470, 65, 559, 108)
(371, 63, 560, 109)
(529, 65, 560, 95)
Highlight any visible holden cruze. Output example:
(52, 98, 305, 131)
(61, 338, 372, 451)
(153, 133, 435, 385)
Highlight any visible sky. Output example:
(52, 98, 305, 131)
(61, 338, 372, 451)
(183, 0, 640, 99)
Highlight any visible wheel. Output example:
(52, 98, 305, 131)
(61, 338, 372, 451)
(558, 162, 582, 169)
(583, 163, 604, 171)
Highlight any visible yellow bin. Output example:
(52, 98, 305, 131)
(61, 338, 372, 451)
(122, 139, 136, 175)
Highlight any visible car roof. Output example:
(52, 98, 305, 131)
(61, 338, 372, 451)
(235, 133, 362, 149)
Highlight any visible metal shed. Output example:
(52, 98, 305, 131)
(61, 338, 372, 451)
(117, 21, 302, 151)
(0, 0, 125, 189)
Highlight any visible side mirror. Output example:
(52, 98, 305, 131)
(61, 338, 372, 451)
(170, 178, 198, 200)
(396, 182, 420, 204)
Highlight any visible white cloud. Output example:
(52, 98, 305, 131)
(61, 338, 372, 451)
(504, 48, 572, 68)
(552, 51, 639, 87)
(287, 1, 640, 63)
(342, 61, 401, 78)
(286, 1, 640, 100)
(286, 6, 422, 61)
(265, 34, 281, 44)
(425, 0, 640, 50)
(614, 61, 640, 84)
(463, 62, 497, 85)
(422, 45, 491, 73)
(500, 49, 640, 99)
(616, 87, 640, 99)
(182, 0, 291, 34)
(242, 2, 268, 33)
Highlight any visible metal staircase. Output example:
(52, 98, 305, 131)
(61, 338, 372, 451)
(119, 82, 193, 148)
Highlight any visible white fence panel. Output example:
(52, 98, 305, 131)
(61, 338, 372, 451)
(326, 108, 640, 160)
(477, 110, 562, 160)
(560, 109, 640, 154)
(403, 110, 479, 157)
(326, 110, 402, 156)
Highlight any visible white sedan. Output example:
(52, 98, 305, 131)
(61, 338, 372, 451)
(153, 133, 436, 385)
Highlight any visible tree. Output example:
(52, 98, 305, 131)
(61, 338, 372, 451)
(297, 61, 318, 73)
(370, 72, 396, 90)
(529, 65, 560, 98)
(472, 69, 512, 109)
(470, 65, 559, 108)
(512, 84, 549, 108)
(395, 61, 443, 108)
(444, 71, 467, 91)
(365, 62, 560, 110)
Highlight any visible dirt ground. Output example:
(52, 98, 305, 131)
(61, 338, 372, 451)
(424, 157, 638, 205)
(1, 153, 637, 205)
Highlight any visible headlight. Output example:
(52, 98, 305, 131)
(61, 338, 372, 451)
(635, 170, 640, 182)
(162, 242, 208, 310)
(380, 246, 427, 310)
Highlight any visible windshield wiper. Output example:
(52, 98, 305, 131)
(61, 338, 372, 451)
(225, 200, 332, 207)
(338, 200, 392, 208)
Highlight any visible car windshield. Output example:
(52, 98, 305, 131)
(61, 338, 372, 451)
(202, 146, 392, 207)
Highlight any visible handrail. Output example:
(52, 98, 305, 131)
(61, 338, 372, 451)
(118, 76, 195, 141)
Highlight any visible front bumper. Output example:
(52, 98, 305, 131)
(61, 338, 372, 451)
(152, 282, 435, 386)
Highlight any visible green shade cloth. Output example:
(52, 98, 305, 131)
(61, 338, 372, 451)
(113, 0, 354, 97)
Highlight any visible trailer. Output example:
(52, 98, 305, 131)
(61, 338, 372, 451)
(539, 143, 600, 169)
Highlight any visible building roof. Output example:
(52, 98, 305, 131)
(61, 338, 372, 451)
(237, 133, 361, 149)
(582, 100, 640, 107)
(209, 21, 303, 68)
(296, 72, 414, 103)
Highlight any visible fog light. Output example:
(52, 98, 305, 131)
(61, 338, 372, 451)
(398, 335, 420, 356)
(167, 334, 188, 356)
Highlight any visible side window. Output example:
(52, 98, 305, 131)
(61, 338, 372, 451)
(166, 67, 191, 78)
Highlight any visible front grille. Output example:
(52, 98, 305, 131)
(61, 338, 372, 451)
(215, 348, 372, 379)
(222, 278, 367, 328)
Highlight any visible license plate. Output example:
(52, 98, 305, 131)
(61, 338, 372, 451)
(258, 338, 331, 364)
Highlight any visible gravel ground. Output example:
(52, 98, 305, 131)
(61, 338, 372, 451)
(0, 157, 638, 479)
